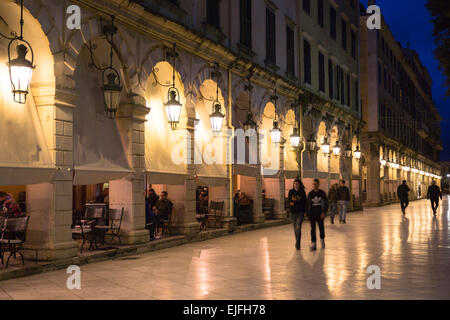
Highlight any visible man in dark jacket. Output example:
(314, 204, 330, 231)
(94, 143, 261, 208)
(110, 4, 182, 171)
(336, 179, 351, 224)
(307, 179, 328, 251)
(328, 183, 339, 224)
(427, 180, 442, 215)
(288, 179, 307, 250)
(397, 180, 410, 214)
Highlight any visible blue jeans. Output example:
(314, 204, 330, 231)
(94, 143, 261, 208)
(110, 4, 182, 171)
(329, 202, 337, 221)
(338, 200, 348, 221)
(291, 212, 305, 244)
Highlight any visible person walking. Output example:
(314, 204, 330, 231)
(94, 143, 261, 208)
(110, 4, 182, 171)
(288, 179, 307, 250)
(427, 180, 442, 215)
(397, 180, 410, 215)
(328, 183, 339, 224)
(307, 179, 328, 251)
(336, 179, 350, 224)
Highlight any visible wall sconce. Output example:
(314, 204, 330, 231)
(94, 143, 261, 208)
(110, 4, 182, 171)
(270, 86, 281, 145)
(306, 134, 317, 152)
(321, 136, 330, 155)
(354, 145, 362, 160)
(152, 43, 182, 129)
(88, 16, 122, 119)
(1, 0, 35, 104)
(243, 111, 257, 137)
(332, 140, 341, 156)
(290, 127, 301, 148)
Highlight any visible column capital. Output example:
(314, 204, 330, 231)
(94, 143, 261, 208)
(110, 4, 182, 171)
(117, 94, 150, 122)
(31, 83, 78, 108)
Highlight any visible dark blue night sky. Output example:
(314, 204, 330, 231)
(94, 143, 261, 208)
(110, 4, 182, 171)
(361, 0, 450, 161)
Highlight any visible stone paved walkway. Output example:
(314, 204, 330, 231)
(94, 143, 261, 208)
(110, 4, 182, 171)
(0, 196, 449, 300)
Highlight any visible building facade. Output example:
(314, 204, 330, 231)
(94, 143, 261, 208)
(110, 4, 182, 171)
(0, 0, 362, 262)
(360, 3, 442, 207)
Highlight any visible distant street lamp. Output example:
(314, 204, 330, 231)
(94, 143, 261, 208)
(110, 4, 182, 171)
(321, 136, 330, 155)
(306, 134, 317, 152)
(270, 119, 282, 144)
(354, 145, 362, 160)
(332, 140, 341, 156)
(290, 127, 301, 148)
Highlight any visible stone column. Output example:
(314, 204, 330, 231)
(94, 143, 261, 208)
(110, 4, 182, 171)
(274, 142, 286, 219)
(362, 136, 381, 207)
(252, 133, 265, 224)
(221, 127, 236, 229)
(169, 117, 200, 236)
(25, 85, 78, 261)
(111, 94, 150, 244)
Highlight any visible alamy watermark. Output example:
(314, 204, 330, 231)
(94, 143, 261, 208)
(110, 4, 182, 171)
(366, 265, 381, 290)
(66, 265, 81, 290)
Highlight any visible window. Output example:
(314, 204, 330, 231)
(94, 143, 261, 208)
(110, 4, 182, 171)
(240, 0, 252, 48)
(206, 0, 220, 29)
(265, 8, 276, 64)
(303, 40, 311, 84)
(286, 25, 295, 76)
(351, 30, 356, 59)
(318, 0, 324, 27)
(330, 7, 336, 40)
(346, 73, 350, 106)
(341, 19, 347, 50)
(319, 52, 325, 92)
(354, 79, 359, 112)
(340, 69, 345, 104)
(328, 59, 334, 99)
(303, 0, 310, 15)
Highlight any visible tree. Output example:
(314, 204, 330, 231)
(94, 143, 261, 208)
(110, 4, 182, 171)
(426, 0, 450, 96)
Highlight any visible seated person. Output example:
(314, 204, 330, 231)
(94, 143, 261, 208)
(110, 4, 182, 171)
(149, 191, 173, 238)
(0, 191, 23, 217)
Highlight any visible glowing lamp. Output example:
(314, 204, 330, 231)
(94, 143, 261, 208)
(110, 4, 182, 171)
(270, 120, 282, 144)
(321, 136, 330, 155)
(9, 44, 34, 104)
(290, 128, 301, 148)
(209, 101, 225, 136)
(165, 88, 182, 130)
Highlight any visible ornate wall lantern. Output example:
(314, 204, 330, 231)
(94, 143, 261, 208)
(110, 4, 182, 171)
(152, 43, 182, 129)
(243, 111, 257, 134)
(1, 0, 35, 104)
(306, 134, 317, 152)
(243, 75, 256, 137)
(290, 127, 301, 148)
(332, 140, 341, 156)
(321, 136, 330, 155)
(88, 16, 122, 119)
(208, 65, 225, 136)
(354, 145, 362, 160)
(344, 144, 352, 158)
(270, 87, 281, 144)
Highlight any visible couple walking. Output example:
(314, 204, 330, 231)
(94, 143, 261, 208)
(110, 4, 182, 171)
(328, 180, 351, 224)
(288, 178, 350, 251)
(398, 180, 442, 215)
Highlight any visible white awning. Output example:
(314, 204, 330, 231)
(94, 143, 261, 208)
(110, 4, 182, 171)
(0, 165, 56, 186)
(73, 166, 132, 186)
(0, 58, 55, 186)
(72, 47, 132, 186)
(147, 171, 186, 185)
(233, 164, 259, 177)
